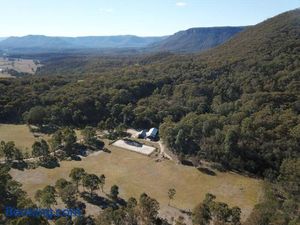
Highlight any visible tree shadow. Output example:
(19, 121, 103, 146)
(168, 205, 192, 216)
(71, 155, 82, 161)
(11, 161, 28, 170)
(105, 193, 127, 207)
(179, 209, 192, 216)
(93, 140, 105, 149)
(32, 124, 59, 134)
(181, 160, 194, 167)
(116, 197, 127, 207)
(73, 143, 88, 156)
(103, 148, 111, 153)
(74, 200, 87, 215)
(81, 192, 116, 209)
(197, 167, 216, 176)
(211, 163, 228, 172)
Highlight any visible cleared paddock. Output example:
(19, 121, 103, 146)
(112, 139, 156, 155)
(10, 140, 263, 221)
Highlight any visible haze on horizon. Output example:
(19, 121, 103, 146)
(0, 0, 299, 37)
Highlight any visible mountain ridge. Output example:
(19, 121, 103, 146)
(148, 26, 246, 53)
(198, 8, 300, 66)
(0, 26, 246, 53)
(0, 35, 167, 50)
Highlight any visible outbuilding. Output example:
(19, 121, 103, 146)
(146, 127, 158, 139)
(137, 130, 147, 138)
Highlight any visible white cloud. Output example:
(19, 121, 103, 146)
(99, 8, 114, 14)
(176, 2, 187, 7)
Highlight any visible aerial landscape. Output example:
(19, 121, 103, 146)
(0, 1, 299, 225)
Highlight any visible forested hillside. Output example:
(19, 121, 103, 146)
(1, 9, 299, 175)
(0, 8, 299, 225)
(0, 9, 299, 177)
(148, 26, 245, 53)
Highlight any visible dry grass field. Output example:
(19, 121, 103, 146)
(0, 124, 52, 154)
(0, 124, 85, 154)
(10, 139, 263, 220)
(0, 124, 38, 153)
(0, 57, 41, 77)
(0, 72, 14, 78)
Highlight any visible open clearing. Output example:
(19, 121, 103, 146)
(0, 57, 41, 77)
(0, 72, 14, 78)
(10, 140, 263, 220)
(0, 124, 51, 153)
(0, 124, 85, 154)
(0, 124, 37, 153)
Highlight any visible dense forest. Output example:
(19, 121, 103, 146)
(0, 9, 299, 225)
(1, 9, 299, 176)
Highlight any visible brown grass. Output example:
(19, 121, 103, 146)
(0, 73, 14, 78)
(0, 57, 41, 75)
(0, 124, 37, 153)
(10, 140, 263, 220)
(0, 124, 53, 155)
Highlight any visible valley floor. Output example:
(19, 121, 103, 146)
(10, 139, 263, 222)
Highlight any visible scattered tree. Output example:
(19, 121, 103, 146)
(99, 174, 106, 192)
(0, 141, 24, 164)
(138, 193, 160, 224)
(55, 178, 71, 192)
(193, 203, 211, 225)
(50, 130, 63, 151)
(69, 167, 86, 192)
(82, 126, 97, 145)
(82, 173, 100, 196)
(59, 184, 77, 208)
(32, 139, 50, 161)
(167, 188, 176, 206)
(35, 185, 57, 208)
(110, 185, 119, 201)
(62, 127, 77, 155)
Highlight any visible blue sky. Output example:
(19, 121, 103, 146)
(0, 0, 299, 37)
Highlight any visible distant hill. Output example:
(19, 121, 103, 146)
(0, 27, 246, 54)
(0, 35, 167, 51)
(0, 35, 73, 50)
(65, 36, 166, 48)
(199, 8, 300, 66)
(148, 26, 246, 53)
(0, 37, 7, 42)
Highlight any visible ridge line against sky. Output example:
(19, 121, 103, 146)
(0, 0, 299, 37)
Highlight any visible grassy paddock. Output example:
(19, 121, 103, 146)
(0, 57, 41, 75)
(0, 73, 14, 78)
(0, 124, 37, 153)
(0, 124, 85, 155)
(10, 140, 263, 220)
